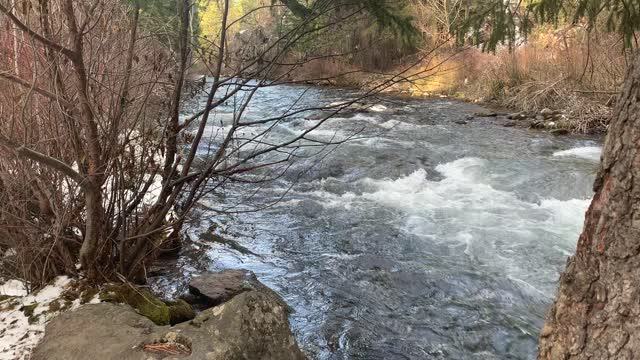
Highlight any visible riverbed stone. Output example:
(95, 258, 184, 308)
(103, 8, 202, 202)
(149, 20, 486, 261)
(473, 111, 498, 117)
(540, 108, 554, 118)
(189, 269, 260, 305)
(530, 120, 546, 129)
(189, 270, 292, 312)
(32, 291, 305, 360)
(507, 112, 527, 120)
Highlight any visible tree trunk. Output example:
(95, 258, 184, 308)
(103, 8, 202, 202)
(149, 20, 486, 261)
(538, 52, 640, 359)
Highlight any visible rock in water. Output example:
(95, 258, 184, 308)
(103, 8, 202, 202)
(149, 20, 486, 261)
(189, 270, 293, 313)
(540, 108, 554, 118)
(32, 291, 305, 360)
(530, 120, 546, 129)
(472, 111, 498, 117)
(190, 270, 261, 304)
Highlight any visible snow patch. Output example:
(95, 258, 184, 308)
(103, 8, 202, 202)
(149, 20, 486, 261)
(0, 276, 75, 360)
(0, 279, 27, 297)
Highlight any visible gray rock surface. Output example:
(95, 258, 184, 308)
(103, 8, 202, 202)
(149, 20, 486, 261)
(32, 291, 306, 360)
(540, 108, 554, 118)
(189, 270, 291, 312)
(473, 111, 498, 117)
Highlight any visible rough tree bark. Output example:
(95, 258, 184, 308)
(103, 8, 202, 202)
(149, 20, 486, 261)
(538, 53, 640, 359)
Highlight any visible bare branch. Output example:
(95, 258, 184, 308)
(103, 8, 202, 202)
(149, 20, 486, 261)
(0, 3, 76, 59)
(0, 133, 89, 188)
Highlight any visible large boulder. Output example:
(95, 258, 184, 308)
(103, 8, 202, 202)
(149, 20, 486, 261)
(188, 270, 259, 305)
(32, 291, 306, 360)
(189, 270, 291, 312)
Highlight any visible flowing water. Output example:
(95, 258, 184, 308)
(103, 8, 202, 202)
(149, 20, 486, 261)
(152, 82, 602, 359)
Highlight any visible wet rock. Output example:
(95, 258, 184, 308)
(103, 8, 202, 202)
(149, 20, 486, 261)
(189, 269, 259, 306)
(551, 128, 570, 136)
(200, 231, 258, 256)
(297, 199, 324, 218)
(507, 112, 527, 120)
(455, 120, 468, 125)
(530, 120, 546, 129)
(32, 291, 305, 360)
(544, 121, 557, 129)
(540, 108, 554, 118)
(189, 270, 291, 312)
(473, 111, 498, 117)
(503, 121, 517, 127)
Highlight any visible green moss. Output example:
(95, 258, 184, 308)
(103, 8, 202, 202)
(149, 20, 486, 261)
(28, 315, 40, 324)
(167, 299, 195, 325)
(101, 284, 170, 325)
(0, 295, 14, 302)
(80, 288, 99, 304)
(22, 303, 38, 317)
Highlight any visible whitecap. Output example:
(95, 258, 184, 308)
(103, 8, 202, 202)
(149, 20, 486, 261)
(553, 146, 602, 161)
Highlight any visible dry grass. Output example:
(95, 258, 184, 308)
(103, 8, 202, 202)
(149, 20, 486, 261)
(453, 26, 630, 133)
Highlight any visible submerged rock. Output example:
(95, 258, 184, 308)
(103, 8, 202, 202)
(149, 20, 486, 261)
(473, 111, 498, 117)
(32, 290, 305, 360)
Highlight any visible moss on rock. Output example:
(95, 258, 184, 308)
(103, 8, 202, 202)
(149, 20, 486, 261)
(22, 302, 38, 317)
(167, 299, 195, 325)
(100, 284, 170, 326)
(80, 288, 99, 304)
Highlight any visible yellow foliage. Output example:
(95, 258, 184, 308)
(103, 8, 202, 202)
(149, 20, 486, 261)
(198, 0, 246, 51)
(408, 55, 463, 95)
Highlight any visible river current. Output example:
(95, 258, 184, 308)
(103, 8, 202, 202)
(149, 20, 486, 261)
(152, 81, 602, 359)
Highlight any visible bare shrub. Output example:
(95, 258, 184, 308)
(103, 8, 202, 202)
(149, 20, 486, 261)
(0, 0, 423, 288)
(456, 25, 630, 132)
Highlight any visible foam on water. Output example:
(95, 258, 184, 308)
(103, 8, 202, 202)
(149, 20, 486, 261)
(369, 104, 388, 112)
(311, 157, 591, 297)
(553, 146, 602, 161)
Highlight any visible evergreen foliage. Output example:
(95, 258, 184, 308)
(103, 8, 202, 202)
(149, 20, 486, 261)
(276, 0, 418, 40)
(455, 0, 640, 51)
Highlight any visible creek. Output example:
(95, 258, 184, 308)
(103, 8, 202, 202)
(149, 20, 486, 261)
(152, 81, 602, 359)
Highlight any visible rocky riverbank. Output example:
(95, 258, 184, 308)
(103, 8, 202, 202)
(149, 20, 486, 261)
(469, 107, 578, 136)
(1, 270, 305, 360)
